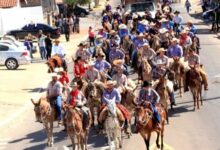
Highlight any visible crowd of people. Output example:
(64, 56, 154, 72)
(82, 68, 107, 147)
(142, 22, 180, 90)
(43, 0, 209, 144)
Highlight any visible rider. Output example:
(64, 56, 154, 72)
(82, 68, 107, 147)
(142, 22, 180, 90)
(139, 42, 156, 67)
(74, 42, 91, 63)
(100, 80, 130, 130)
(137, 81, 161, 131)
(83, 61, 101, 83)
(184, 49, 208, 91)
(46, 73, 63, 126)
(108, 43, 125, 64)
(173, 11, 183, 36)
(74, 56, 88, 79)
(167, 37, 183, 58)
(67, 82, 90, 130)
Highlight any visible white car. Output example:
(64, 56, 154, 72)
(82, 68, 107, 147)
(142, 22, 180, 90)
(124, 1, 156, 18)
(0, 42, 31, 70)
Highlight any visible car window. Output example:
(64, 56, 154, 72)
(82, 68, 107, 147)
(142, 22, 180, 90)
(22, 24, 35, 30)
(0, 45, 9, 51)
(131, 2, 154, 12)
(36, 24, 52, 30)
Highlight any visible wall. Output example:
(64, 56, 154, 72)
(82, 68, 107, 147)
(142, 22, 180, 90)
(0, 6, 44, 35)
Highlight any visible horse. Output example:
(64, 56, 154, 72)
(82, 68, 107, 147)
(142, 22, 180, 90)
(98, 99, 124, 150)
(170, 57, 185, 97)
(135, 103, 167, 150)
(65, 107, 92, 150)
(187, 67, 203, 110)
(155, 77, 170, 124)
(138, 59, 152, 84)
(84, 82, 103, 127)
(31, 97, 56, 147)
(46, 55, 68, 73)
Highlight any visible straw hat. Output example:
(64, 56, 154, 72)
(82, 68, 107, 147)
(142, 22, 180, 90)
(140, 20, 149, 26)
(113, 59, 124, 66)
(159, 28, 168, 34)
(96, 34, 103, 39)
(142, 42, 149, 47)
(119, 24, 127, 29)
(88, 61, 95, 66)
(132, 14, 138, 19)
(160, 18, 168, 22)
(53, 39, 60, 43)
(157, 48, 167, 53)
(51, 73, 58, 78)
(180, 29, 188, 34)
(110, 30, 116, 34)
(171, 37, 180, 43)
(104, 80, 117, 88)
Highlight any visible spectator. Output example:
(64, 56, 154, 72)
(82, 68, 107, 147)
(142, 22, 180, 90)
(38, 30, 47, 60)
(185, 0, 191, 13)
(74, 16, 80, 33)
(45, 34, 52, 59)
(63, 18, 71, 42)
(88, 26, 95, 46)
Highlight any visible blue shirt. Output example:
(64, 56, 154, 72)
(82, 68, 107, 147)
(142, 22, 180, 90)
(167, 44, 183, 58)
(109, 49, 125, 63)
(102, 88, 121, 104)
(134, 38, 149, 51)
(138, 88, 160, 104)
(94, 59, 111, 72)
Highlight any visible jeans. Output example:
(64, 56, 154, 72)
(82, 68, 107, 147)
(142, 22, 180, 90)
(55, 96, 62, 121)
(151, 103, 160, 123)
(40, 47, 47, 59)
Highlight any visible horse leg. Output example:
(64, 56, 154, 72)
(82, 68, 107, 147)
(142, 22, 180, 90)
(140, 132, 151, 150)
(43, 122, 51, 147)
(161, 124, 165, 150)
(193, 93, 196, 111)
(49, 120, 54, 146)
(107, 129, 112, 150)
(200, 87, 203, 106)
(156, 132, 160, 149)
(166, 109, 169, 124)
(197, 90, 200, 109)
(179, 79, 182, 97)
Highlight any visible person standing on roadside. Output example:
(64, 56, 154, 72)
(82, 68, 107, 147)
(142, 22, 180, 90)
(75, 16, 80, 33)
(88, 26, 95, 46)
(63, 18, 70, 42)
(45, 34, 52, 59)
(38, 30, 47, 60)
(185, 0, 191, 13)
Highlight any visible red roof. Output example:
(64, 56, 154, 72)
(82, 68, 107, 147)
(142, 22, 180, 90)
(0, 0, 17, 8)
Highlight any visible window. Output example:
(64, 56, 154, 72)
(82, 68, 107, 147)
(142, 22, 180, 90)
(131, 2, 154, 12)
(0, 45, 9, 51)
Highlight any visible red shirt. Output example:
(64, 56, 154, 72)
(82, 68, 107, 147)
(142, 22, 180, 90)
(88, 29, 95, 38)
(59, 73, 69, 85)
(74, 62, 87, 77)
(69, 89, 79, 106)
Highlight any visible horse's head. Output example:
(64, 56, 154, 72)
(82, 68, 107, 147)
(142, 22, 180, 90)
(87, 83, 97, 99)
(135, 106, 152, 126)
(156, 77, 168, 97)
(189, 67, 201, 81)
(31, 98, 42, 122)
(142, 59, 151, 73)
(106, 99, 117, 117)
(46, 60, 55, 73)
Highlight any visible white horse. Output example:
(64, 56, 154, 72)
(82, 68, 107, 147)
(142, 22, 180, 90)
(104, 99, 122, 150)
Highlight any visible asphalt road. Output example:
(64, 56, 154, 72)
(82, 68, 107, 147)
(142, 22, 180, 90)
(1, 3, 220, 150)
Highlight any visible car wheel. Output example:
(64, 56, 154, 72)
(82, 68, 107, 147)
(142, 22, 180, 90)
(80, 12, 86, 17)
(5, 58, 18, 70)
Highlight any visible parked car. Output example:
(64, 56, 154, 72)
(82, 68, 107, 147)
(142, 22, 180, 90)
(0, 42, 31, 70)
(202, 6, 220, 22)
(124, 0, 156, 18)
(73, 5, 90, 17)
(0, 35, 23, 47)
(7, 23, 61, 39)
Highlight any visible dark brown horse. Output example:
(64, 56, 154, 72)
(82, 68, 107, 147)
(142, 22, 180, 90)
(46, 55, 68, 73)
(187, 67, 203, 110)
(135, 104, 167, 150)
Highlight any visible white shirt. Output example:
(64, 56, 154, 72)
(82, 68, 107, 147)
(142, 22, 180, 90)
(51, 44, 66, 57)
(173, 15, 183, 24)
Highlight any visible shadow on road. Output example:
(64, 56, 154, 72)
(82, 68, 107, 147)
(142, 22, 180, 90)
(0, 68, 26, 71)
(22, 88, 46, 93)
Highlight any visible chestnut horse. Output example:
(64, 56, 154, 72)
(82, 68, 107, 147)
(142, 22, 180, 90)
(187, 67, 203, 110)
(138, 59, 152, 84)
(46, 55, 68, 73)
(135, 103, 167, 150)
(65, 107, 92, 150)
(170, 57, 185, 97)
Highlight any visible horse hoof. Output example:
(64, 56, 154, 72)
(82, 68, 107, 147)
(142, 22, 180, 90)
(156, 144, 160, 149)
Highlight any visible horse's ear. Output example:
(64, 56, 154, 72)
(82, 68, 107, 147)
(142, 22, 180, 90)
(31, 99, 36, 105)
(37, 99, 42, 106)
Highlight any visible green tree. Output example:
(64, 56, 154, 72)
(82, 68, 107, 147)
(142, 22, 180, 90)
(64, 0, 90, 5)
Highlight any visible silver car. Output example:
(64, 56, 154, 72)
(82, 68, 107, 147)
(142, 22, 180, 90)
(0, 42, 31, 70)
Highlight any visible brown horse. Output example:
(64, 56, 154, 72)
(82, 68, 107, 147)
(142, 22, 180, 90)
(170, 57, 185, 97)
(138, 59, 152, 84)
(187, 67, 203, 110)
(135, 104, 167, 150)
(65, 107, 92, 150)
(84, 82, 103, 127)
(31, 97, 56, 147)
(46, 55, 68, 73)
(155, 77, 170, 124)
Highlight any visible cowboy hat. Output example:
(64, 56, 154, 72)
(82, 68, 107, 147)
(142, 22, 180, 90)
(110, 30, 116, 35)
(113, 59, 124, 66)
(171, 37, 180, 43)
(159, 28, 168, 34)
(78, 42, 84, 47)
(88, 61, 95, 66)
(140, 20, 149, 25)
(137, 33, 145, 37)
(51, 73, 58, 78)
(174, 10, 180, 14)
(96, 34, 103, 39)
(132, 14, 138, 19)
(119, 24, 127, 29)
(142, 81, 152, 87)
(160, 18, 168, 22)
(157, 48, 167, 53)
(53, 39, 60, 43)
(104, 80, 117, 88)
(70, 81, 79, 87)
(142, 42, 149, 47)
(180, 29, 188, 34)
(54, 67, 64, 73)
(150, 22, 156, 26)
(124, 10, 130, 15)
(96, 52, 105, 57)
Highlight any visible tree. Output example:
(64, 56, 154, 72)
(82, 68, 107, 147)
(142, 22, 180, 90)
(64, 0, 90, 5)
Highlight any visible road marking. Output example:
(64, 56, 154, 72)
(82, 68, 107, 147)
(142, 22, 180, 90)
(150, 142, 175, 150)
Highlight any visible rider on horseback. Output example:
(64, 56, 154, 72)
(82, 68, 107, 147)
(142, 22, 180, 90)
(137, 81, 161, 131)
(67, 82, 90, 130)
(46, 73, 63, 126)
(184, 49, 208, 91)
